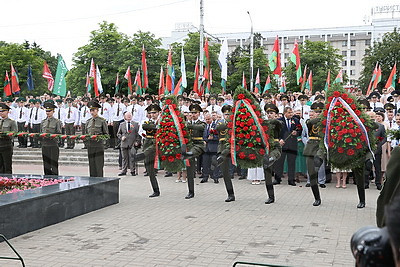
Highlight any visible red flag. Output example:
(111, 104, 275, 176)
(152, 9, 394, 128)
(158, 66, 165, 97)
(141, 45, 148, 90)
(133, 69, 142, 95)
(173, 77, 182, 96)
(85, 72, 90, 92)
(300, 65, 307, 91)
(42, 61, 54, 91)
(385, 63, 397, 89)
(89, 58, 95, 77)
(372, 64, 382, 89)
(269, 36, 282, 76)
(166, 48, 173, 93)
(366, 63, 378, 96)
(307, 71, 313, 94)
(193, 57, 200, 96)
(203, 38, 210, 80)
(242, 72, 247, 89)
(124, 66, 132, 94)
(10, 63, 20, 94)
(3, 71, 11, 96)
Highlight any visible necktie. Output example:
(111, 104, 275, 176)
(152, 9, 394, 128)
(287, 119, 291, 130)
(68, 107, 71, 119)
(374, 103, 376, 109)
(83, 107, 86, 118)
(30, 108, 33, 119)
(212, 105, 214, 112)
(19, 108, 22, 119)
(58, 108, 61, 119)
(301, 106, 304, 118)
(390, 121, 392, 128)
(101, 104, 104, 115)
(0, 119, 3, 130)
(127, 122, 131, 131)
(117, 103, 120, 117)
(35, 108, 38, 120)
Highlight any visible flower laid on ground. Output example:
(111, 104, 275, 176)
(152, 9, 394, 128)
(155, 95, 191, 172)
(228, 87, 269, 169)
(321, 86, 376, 170)
(0, 177, 74, 195)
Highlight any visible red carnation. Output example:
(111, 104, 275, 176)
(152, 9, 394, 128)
(161, 155, 166, 161)
(250, 131, 256, 136)
(337, 135, 343, 140)
(248, 154, 256, 160)
(248, 142, 254, 148)
(238, 152, 246, 159)
(337, 147, 344, 153)
(255, 111, 261, 117)
(350, 104, 356, 110)
(238, 94, 245, 100)
(335, 126, 341, 131)
(238, 140, 244, 145)
(243, 126, 249, 131)
(356, 143, 362, 149)
(251, 125, 257, 130)
(333, 91, 341, 97)
(236, 128, 241, 133)
(328, 96, 333, 102)
(345, 138, 351, 143)
(329, 141, 334, 148)
(227, 122, 233, 128)
(259, 149, 265, 155)
(337, 108, 344, 113)
(236, 121, 241, 126)
(322, 119, 327, 126)
(341, 122, 347, 127)
(323, 110, 328, 116)
(256, 137, 261, 143)
(346, 149, 355, 156)
(245, 134, 250, 139)
(341, 93, 348, 99)
(238, 133, 245, 139)
(347, 117, 352, 122)
(251, 105, 256, 110)
(351, 133, 357, 138)
(355, 110, 361, 116)
(165, 99, 172, 105)
(176, 154, 182, 160)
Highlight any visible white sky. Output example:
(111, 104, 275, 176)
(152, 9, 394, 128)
(0, 0, 397, 68)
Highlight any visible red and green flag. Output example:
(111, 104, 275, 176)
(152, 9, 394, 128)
(263, 75, 271, 94)
(42, 61, 54, 92)
(324, 70, 330, 92)
(159, 66, 165, 97)
(3, 71, 11, 97)
(133, 69, 142, 95)
(254, 68, 261, 94)
(305, 70, 313, 93)
(203, 38, 210, 80)
(193, 57, 200, 96)
(10, 63, 21, 94)
(373, 64, 382, 89)
(333, 69, 343, 84)
(300, 65, 308, 92)
(279, 76, 286, 93)
(290, 39, 302, 85)
(115, 73, 120, 94)
(85, 72, 91, 94)
(205, 69, 212, 94)
(268, 36, 281, 76)
(166, 48, 174, 93)
(173, 77, 182, 96)
(385, 63, 397, 89)
(124, 66, 132, 94)
(366, 63, 378, 96)
(141, 45, 148, 92)
(242, 72, 247, 89)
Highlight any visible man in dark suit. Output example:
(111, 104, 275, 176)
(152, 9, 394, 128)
(201, 113, 219, 183)
(274, 107, 302, 186)
(117, 111, 141, 176)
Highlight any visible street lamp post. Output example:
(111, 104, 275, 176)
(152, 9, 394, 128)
(247, 11, 254, 92)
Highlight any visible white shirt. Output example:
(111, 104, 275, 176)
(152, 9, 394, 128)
(111, 102, 126, 122)
(79, 105, 90, 125)
(99, 102, 112, 122)
(14, 106, 29, 123)
(54, 107, 66, 125)
(206, 104, 222, 115)
(64, 106, 79, 125)
(295, 104, 311, 120)
(29, 107, 46, 125)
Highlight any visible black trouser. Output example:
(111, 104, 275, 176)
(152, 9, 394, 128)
(113, 121, 122, 148)
(0, 146, 13, 174)
(221, 156, 234, 196)
(42, 146, 59, 175)
(31, 124, 41, 148)
(144, 148, 159, 194)
(354, 165, 365, 204)
(202, 151, 217, 180)
(374, 153, 382, 185)
(81, 123, 87, 148)
(275, 150, 297, 183)
(17, 122, 27, 147)
(107, 125, 114, 148)
(87, 146, 104, 177)
(187, 158, 196, 194)
(58, 127, 65, 147)
(65, 123, 75, 148)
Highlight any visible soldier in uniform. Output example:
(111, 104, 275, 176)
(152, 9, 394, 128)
(0, 102, 17, 174)
(40, 102, 62, 175)
(303, 102, 324, 206)
(79, 97, 91, 149)
(64, 98, 79, 149)
(30, 99, 46, 148)
(135, 104, 161, 197)
(86, 101, 109, 177)
(263, 104, 283, 204)
(215, 105, 236, 202)
(54, 99, 66, 148)
(183, 104, 206, 199)
(15, 97, 28, 148)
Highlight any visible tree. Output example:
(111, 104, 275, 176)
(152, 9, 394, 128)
(359, 29, 400, 92)
(0, 41, 57, 96)
(284, 40, 343, 92)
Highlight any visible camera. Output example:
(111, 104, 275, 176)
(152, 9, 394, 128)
(351, 226, 394, 266)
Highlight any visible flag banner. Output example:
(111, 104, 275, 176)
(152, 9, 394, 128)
(124, 66, 132, 94)
(255, 68, 261, 94)
(115, 72, 120, 94)
(263, 75, 271, 94)
(173, 77, 183, 96)
(269, 36, 282, 76)
(159, 66, 165, 97)
(10, 63, 21, 94)
(221, 79, 226, 94)
(385, 63, 397, 89)
(3, 71, 11, 97)
(300, 65, 308, 92)
(42, 61, 54, 91)
(141, 45, 148, 91)
(53, 55, 68, 97)
(305, 70, 313, 93)
(180, 47, 187, 89)
(166, 48, 174, 93)
(134, 69, 142, 95)
(324, 70, 330, 92)
(280, 76, 286, 93)
(333, 69, 343, 84)
(290, 40, 302, 85)
(193, 57, 200, 96)
(27, 65, 34, 91)
(85, 72, 91, 94)
(89, 58, 95, 77)
(366, 63, 378, 96)
(242, 72, 247, 89)
(218, 38, 228, 82)
(95, 65, 103, 95)
(203, 38, 210, 80)
(373, 65, 382, 89)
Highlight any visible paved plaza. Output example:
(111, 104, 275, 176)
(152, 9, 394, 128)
(0, 164, 380, 266)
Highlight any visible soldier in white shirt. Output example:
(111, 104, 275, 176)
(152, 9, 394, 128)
(111, 94, 126, 149)
(29, 99, 46, 148)
(390, 114, 400, 148)
(369, 92, 384, 111)
(98, 95, 112, 148)
(391, 90, 400, 115)
(14, 97, 29, 148)
(206, 95, 222, 115)
(64, 98, 79, 149)
(79, 97, 91, 149)
(54, 99, 66, 148)
(295, 94, 311, 121)
(278, 94, 291, 114)
(127, 96, 145, 124)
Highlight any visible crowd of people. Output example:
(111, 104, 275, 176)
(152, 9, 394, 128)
(0, 86, 399, 195)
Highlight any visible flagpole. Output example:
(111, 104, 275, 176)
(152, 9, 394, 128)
(199, 0, 204, 81)
(247, 11, 254, 92)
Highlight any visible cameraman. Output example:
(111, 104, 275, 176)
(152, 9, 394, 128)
(386, 194, 400, 267)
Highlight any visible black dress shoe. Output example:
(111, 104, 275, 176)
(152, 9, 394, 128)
(357, 202, 365, 209)
(213, 179, 219, 184)
(225, 195, 235, 202)
(305, 183, 311, 187)
(164, 172, 173, 177)
(272, 180, 281, 185)
(149, 192, 160, 198)
(200, 179, 208, 183)
(238, 176, 246, 180)
(118, 172, 126, 176)
(131, 172, 137, 176)
(319, 184, 326, 188)
(376, 184, 382, 190)
(81, 147, 87, 149)
(313, 199, 321, 206)
(185, 193, 194, 199)
(364, 184, 369, 189)
(288, 182, 296, 186)
(265, 197, 275, 204)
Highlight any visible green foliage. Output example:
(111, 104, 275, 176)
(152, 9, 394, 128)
(359, 29, 400, 92)
(0, 41, 57, 96)
(284, 40, 343, 92)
